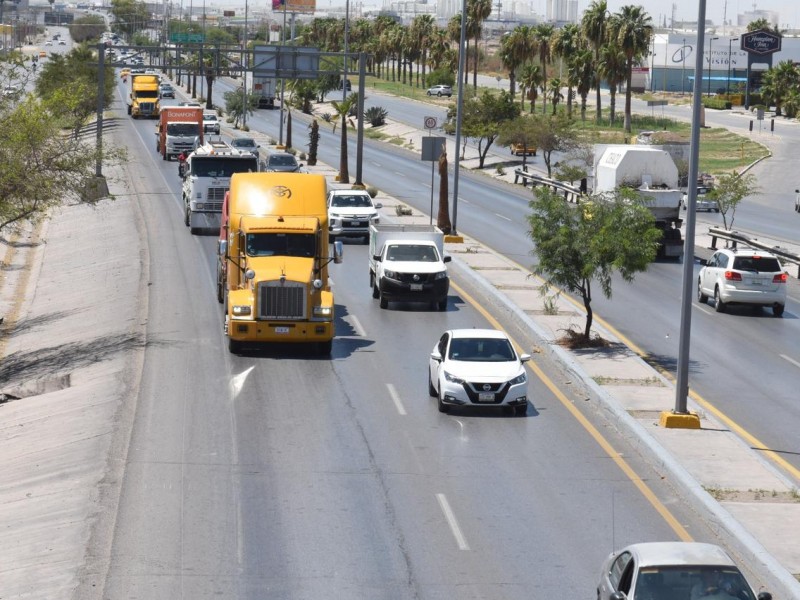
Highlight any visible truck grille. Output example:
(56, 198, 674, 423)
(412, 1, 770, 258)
(394, 272, 436, 283)
(258, 281, 306, 319)
(140, 102, 156, 115)
(207, 187, 228, 202)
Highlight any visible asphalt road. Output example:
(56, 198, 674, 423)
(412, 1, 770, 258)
(210, 78, 800, 477)
(90, 81, 766, 599)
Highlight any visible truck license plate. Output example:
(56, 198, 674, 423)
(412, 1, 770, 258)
(478, 392, 495, 402)
(350, 220, 361, 226)
(275, 326, 290, 334)
(410, 283, 423, 291)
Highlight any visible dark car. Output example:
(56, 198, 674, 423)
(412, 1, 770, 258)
(338, 78, 352, 91)
(262, 152, 302, 173)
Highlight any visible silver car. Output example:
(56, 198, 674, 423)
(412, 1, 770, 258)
(681, 186, 718, 212)
(262, 152, 302, 173)
(597, 542, 770, 600)
(428, 328, 530, 415)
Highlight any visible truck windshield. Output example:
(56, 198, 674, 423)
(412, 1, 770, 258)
(191, 157, 258, 177)
(385, 244, 439, 262)
(137, 90, 159, 99)
(167, 123, 200, 136)
(246, 233, 316, 258)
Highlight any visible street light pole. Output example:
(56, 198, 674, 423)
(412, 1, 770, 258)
(681, 37, 686, 95)
(726, 37, 739, 98)
(706, 35, 718, 97)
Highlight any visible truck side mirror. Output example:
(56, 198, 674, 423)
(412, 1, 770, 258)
(178, 163, 187, 178)
(333, 240, 344, 264)
(443, 255, 452, 263)
(218, 240, 227, 256)
(372, 254, 382, 262)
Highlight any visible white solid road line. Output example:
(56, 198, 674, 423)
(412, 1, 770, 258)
(386, 383, 406, 416)
(436, 493, 470, 550)
(349, 314, 366, 337)
(780, 354, 800, 370)
(494, 213, 511, 221)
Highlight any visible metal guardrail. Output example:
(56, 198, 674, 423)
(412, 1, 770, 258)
(708, 226, 800, 279)
(513, 168, 583, 203)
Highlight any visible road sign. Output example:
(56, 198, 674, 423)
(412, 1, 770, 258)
(424, 116, 437, 130)
(170, 33, 205, 43)
(647, 100, 668, 107)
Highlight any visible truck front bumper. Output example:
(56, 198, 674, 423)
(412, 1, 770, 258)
(188, 207, 221, 230)
(379, 277, 449, 303)
(227, 318, 334, 344)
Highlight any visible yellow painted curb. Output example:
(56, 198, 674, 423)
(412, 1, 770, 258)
(659, 410, 702, 429)
(444, 234, 464, 243)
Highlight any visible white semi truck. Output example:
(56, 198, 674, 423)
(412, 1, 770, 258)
(180, 140, 259, 234)
(369, 224, 451, 310)
(594, 145, 684, 260)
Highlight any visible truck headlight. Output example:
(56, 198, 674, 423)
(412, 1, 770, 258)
(434, 271, 448, 280)
(195, 202, 204, 209)
(384, 269, 398, 280)
(313, 306, 332, 317)
(232, 305, 251, 316)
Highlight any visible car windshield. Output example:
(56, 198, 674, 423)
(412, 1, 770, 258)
(190, 157, 258, 177)
(385, 244, 439, 262)
(245, 233, 316, 258)
(331, 195, 372, 208)
(204, 114, 217, 121)
(633, 566, 755, 600)
(233, 139, 256, 149)
(448, 338, 516, 362)
(732, 256, 781, 273)
(269, 155, 297, 167)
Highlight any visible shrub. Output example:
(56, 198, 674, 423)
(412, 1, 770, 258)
(702, 96, 731, 110)
(365, 106, 388, 126)
(366, 185, 378, 198)
(320, 112, 332, 123)
(426, 68, 455, 88)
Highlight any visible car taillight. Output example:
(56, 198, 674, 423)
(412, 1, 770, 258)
(773, 273, 788, 283)
(724, 271, 742, 281)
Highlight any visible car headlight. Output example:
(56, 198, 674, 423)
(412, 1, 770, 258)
(313, 305, 332, 316)
(443, 370, 464, 384)
(330, 212, 341, 219)
(433, 271, 448, 280)
(232, 305, 251, 316)
(384, 269, 399, 279)
(509, 372, 526, 385)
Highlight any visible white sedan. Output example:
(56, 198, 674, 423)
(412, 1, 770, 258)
(428, 328, 530, 415)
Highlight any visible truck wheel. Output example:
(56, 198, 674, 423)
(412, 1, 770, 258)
(228, 338, 242, 354)
(127, 105, 131, 115)
(217, 270, 224, 304)
(372, 280, 380, 299)
(379, 290, 388, 309)
(184, 205, 190, 227)
(318, 340, 333, 356)
(437, 298, 448, 311)
(329, 234, 336, 243)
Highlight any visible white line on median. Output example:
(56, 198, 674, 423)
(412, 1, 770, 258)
(780, 354, 800, 370)
(436, 493, 470, 550)
(387, 383, 406, 415)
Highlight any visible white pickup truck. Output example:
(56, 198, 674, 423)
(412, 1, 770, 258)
(369, 224, 451, 311)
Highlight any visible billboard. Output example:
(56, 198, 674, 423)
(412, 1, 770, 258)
(272, 0, 316, 14)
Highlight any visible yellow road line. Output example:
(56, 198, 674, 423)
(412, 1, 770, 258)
(451, 280, 693, 541)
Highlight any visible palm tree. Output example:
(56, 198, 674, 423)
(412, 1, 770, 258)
(597, 41, 627, 124)
(427, 27, 450, 74)
(412, 15, 436, 88)
(532, 23, 554, 115)
(330, 94, 358, 184)
(760, 60, 799, 116)
(551, 24, 582, 118)
(582, 0, 609, 123)
(608, 5, 653, 134)
(468, 0, 493, 90)
(570, 48, 595, 121)
(499, 25, 532, 98)
(547, 77, 564, 115)
(519, 63, 543, 113)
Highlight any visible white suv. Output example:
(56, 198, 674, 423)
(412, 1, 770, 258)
(697, 248, 787, 316)
(327, 189, 382, 242)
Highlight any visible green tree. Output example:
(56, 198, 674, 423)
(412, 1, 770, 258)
(518, 63, 543, 113)
(526, 113, 583, 177)
(608, 5, 653, 134)
(551, 23, 582, 118)
(109, 0, 149, 37)
(460, 90, 520, 168)
(527, 187, 660, 341)
(498, 114, 540, 169)
(597, 41, 628, 124)
(69, 15, 106, 42)
(532, 23, 554, 115)
(760, 60, 799, 117)
(570, 48, 595, 122)
(0, 94, 124, 232)
(223, 89, 258, 129)
(709, 172, 759, 230)
(746, 18, 781, 34)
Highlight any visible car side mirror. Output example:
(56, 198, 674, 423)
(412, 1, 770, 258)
(430, 350, 442, 362)
(610, 593, 627, 600)
(519, 353, 531, 363)
(333, 240, 344, 263)
(373, 254, 382, 262)
(178, 163, 187, 178)
(443, 255, 452, 263)
(374, 202, 383, 209)
(757, 593, 772, 600)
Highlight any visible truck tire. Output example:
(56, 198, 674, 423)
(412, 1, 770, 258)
(437, 298, 448, 311)
(127, 105, 131, 115)
(318, 340, 333, 356)
(217, 269, 224, 304)
(184, 205, 190, 227)
(372, 279, 380, 299)
(228, 338, 242, 354)
(379, 289, 388, 309)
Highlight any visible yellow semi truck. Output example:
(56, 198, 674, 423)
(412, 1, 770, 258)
(217, 172, 343, 355)
(128, 73, 160, 119)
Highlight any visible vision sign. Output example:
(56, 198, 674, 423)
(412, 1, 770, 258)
(741, 29, 781, 55)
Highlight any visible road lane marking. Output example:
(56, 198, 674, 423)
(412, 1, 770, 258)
(450, 280, 693, 541)
(349, 314, 366, 337)
(780, 354, 800, 370)
(436, 493, 470, 550)
(387, 383, 406, 415)
(230, 366, 255, 398)
(494, 213, 511, 221)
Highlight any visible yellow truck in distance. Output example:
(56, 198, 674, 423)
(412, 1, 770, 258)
(128, 73, 160, 118)
(218, 172, 343, 355)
